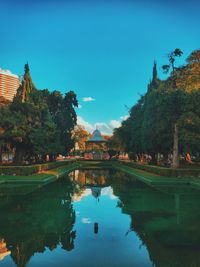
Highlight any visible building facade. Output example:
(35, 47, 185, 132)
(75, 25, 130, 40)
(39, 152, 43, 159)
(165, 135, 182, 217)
(0, 68, 20, 101)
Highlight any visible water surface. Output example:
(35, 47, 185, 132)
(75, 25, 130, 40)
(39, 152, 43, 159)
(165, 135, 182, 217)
(0, 169, 200, 267)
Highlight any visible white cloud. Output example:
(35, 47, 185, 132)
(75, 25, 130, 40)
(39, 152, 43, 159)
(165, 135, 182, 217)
(120, 115, 129, 121)
(81, 218, 91, 224)
(110, 194, 118, 200)
(77, 116, 95, 133)
(82, 97, 95, 102)
(77, 115, 129, 135)
(95, 122, 113, 135)
(109, 120, 121, 129)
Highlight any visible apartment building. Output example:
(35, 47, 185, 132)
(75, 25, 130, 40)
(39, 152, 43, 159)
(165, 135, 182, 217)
(0, 68, 20, 101)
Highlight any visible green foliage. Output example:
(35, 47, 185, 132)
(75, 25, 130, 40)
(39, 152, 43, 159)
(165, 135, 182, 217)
(113, 49, 200, 164)
(120, 161, 200, 178)
(0, 64, 78, 164)
(162, 48, 183, 74)
(0, 178, 76, 266)
(0, 160, 75, 175)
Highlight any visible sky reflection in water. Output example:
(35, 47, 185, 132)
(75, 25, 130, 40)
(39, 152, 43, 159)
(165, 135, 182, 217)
(1, 169, 200, 267)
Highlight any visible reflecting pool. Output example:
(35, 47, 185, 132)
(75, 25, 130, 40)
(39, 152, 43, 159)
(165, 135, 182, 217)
(1, 169, 200, 267)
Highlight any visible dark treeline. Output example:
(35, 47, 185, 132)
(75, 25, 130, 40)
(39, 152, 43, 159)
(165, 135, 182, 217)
(111, 49, 200, 168)
(0, 64, 78, 164)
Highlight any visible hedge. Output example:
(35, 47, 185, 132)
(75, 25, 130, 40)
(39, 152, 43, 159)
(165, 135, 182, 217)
(0, 160, 76, 176)
(119, 161, 200, 178)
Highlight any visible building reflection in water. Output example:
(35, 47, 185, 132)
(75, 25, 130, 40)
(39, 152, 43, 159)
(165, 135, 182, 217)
(69, 169, 107, 186)
(69, 169, 110, 237)
(69, 169, 108, 203)
(0, 239, 10, 261)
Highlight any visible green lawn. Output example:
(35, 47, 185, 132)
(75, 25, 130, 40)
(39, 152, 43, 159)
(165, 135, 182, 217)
(112, 162, 200, 188)
(0, 163, 79, 184)
(1, 160, 200, 189)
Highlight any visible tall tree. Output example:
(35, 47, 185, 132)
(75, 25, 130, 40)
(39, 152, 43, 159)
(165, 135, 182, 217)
(47, 90, 78, 158)
(162, 48, 183, 168)
(0, 64, 79, 164)
(148, 61, 159, 92)
(73, 125, 90, 151)
(16, 63, 33, 103)
(176, 49, 200, 92)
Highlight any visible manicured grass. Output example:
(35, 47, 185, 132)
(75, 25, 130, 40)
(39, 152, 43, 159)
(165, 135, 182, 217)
(0, 163, 79, 184)
(0, 160, 76, 176)
(119, 160, 200, 178)
(79, 160, 200, 187)
(78, 160, 114, 170)
(112, 161, 200, 188)
(2, 159, 200, 189)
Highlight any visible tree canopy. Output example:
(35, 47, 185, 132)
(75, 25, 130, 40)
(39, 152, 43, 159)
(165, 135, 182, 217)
(0, 64, 78, 164)
(112, 49, 200, 167)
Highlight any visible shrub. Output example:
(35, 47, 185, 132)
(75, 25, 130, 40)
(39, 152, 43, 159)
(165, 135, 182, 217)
(0, 160, 75, 176)
(119, 161, 200, 178)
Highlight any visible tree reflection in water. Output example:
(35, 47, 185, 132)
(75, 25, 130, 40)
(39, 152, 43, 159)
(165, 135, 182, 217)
(107, 171, 200, 267)
(0, 178, 76, 267)
(1, 169, 200, 267)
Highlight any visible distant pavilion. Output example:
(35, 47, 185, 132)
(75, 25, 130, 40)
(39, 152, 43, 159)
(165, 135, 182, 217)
(84, 129, 109, 160)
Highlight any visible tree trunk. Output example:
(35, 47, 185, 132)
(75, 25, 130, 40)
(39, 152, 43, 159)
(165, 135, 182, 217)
(171, 123, 179, 168)
(150, 153, 157, 165)
(42, 154, 47, 162)
(49, 154, 56, 162)
(0, 149, 2, 163)
(13, 146, 25, 165)
(49, 154, 53, 162)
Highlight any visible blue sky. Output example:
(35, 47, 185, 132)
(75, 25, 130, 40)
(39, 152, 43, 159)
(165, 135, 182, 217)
(0, 0, 200, 134)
